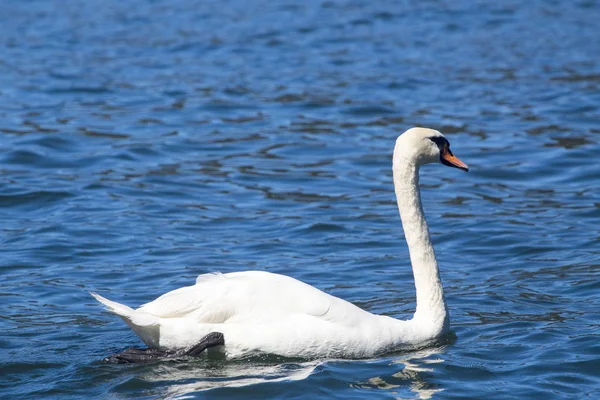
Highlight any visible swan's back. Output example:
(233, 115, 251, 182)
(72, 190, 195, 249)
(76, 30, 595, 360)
(137, 271, 374, 327)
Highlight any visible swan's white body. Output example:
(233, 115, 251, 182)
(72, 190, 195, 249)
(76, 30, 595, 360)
(92, 127, 467, 359)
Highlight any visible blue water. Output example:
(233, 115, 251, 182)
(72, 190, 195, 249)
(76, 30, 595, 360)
(1, 0, 599, 398)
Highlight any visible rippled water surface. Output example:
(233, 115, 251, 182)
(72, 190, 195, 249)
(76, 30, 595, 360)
(1, 0, 600, 398)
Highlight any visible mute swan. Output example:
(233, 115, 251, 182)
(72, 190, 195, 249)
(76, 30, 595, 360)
(91, 127, 468, 362)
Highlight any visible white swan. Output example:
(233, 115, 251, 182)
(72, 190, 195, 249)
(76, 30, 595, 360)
(91, 127, 468, 361)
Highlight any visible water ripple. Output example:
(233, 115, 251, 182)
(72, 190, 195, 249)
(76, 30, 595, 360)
(1, 0, 599, 399)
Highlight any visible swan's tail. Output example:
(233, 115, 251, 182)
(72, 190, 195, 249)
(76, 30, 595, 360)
(90, 292, 160, 347)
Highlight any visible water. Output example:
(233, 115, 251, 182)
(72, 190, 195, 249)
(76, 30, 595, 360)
(1, 0, 599, 398)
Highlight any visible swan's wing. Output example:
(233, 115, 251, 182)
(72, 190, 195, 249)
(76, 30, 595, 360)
(136, 273, 232, 322)
(136, 271, 368, 326)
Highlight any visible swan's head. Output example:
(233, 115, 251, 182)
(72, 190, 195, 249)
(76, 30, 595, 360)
(394, 127, 468, 172)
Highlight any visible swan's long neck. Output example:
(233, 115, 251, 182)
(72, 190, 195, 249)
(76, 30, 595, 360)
(393, 154, 449, 334)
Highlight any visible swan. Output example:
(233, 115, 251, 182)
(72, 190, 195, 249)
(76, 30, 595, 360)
(91, 127, 468, 362)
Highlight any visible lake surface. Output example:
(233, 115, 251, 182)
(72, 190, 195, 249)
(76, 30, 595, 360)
(1, 0, 599, 398)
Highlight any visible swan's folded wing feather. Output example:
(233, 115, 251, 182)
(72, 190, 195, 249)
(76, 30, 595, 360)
(135, 271, 367, 326)
(136, 273, 232, 321)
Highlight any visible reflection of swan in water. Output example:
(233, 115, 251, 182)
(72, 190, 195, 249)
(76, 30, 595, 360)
(138, 345, 449, 398)
(357, 345, 450, 399)
(91, 128, 468, 362)
(140, 359, 321, 397)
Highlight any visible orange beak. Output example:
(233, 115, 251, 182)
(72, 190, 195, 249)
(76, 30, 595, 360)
(441, 146, 469, 172)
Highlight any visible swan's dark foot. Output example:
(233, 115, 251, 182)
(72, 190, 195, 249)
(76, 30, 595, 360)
(184, 332, 225, 356)
(105, 332, 225, 364)
(104, 347, 177, 364)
